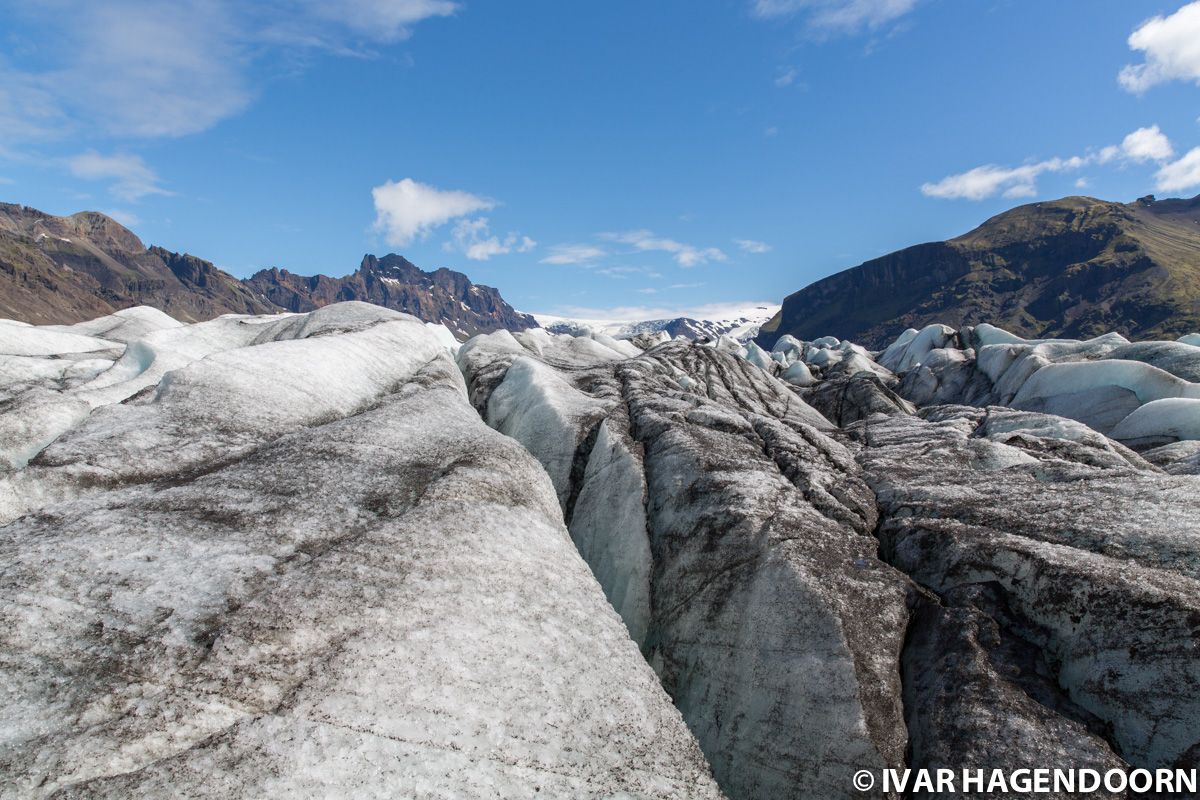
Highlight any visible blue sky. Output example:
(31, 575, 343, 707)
(3, 0, 1200, 319)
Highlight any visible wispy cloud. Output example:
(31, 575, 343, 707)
(921, 125, 1179, 200)
(600, 230, 727, 267)
(774, 66, 800, 87)
(735, 238, 772, 253)
(1119, 1, 1200, 93)
(540, 243, 607, 265)
(67, 151, 171, 201)
(751, 0, 917, 33)
(921, 158, 1086, 201)
(446, 216, 535, 261)
(587, 265, 665, 280)
(101, 208, 143, 227)
(0, 1, 457, 142)
(371, 178, 495, 246)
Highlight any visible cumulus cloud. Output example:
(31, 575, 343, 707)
(447, 217, 535, 261)
(735, 238, 772, 253)
(372, 178, 495, 246)
(1119, 2, 1200, 93)
(0, 0, 457, 142)
(67, 151, 171, 201)
(1115, 125, 1174, 162)
(752, 0, 917, 32)
(923, 125, 1178, 201)
(540, 244, 607, 265)
(600, 230, 727, 267)
(1156, 147, 1200, 193)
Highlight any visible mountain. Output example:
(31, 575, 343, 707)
(0, 203, 535, 337)
(244, 254, 536, 339)
(757, 193, 1200, 350)
(534, 302, 779, 343)
(0, 202, 276, 323)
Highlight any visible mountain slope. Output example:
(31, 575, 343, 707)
(0, 203, 535, 337)
(757, 194, 1200, 350)
(244, 254, 536, 338)
(0, 203, 276, 323)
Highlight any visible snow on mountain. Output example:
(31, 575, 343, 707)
(531, 302, 780, 343)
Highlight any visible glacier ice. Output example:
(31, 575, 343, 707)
(0, 303, 723, 799)
(4, 303, 1200, 800)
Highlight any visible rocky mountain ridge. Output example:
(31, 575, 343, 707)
(0, 203, 533, 338)
(757, 193, 1200, 350)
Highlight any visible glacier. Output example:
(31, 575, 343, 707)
(2, 303, 1199, 800)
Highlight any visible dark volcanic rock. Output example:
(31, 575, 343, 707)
(243, 254, 536, 338)
(758, 193, 1200, 350)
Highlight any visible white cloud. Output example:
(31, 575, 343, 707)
(601, 230, 727, 267)
(920, 160, 1077, 201)
(0, 176, 13, 185)
(1119, 125, 1174, 162)
(540, 243, 607, 265)
(922, 125, 1178, 201)
(1156, 147, 1200, 193)
(282, 0, 458, 45)
(764, 126, 779, 138)
(1075, 177, 1090, 189)
(1119, 1, 1200, 93)
(590, 265, 664, 280)
(0, 1, 456, 142)
(447, 217, 535, 261)
(67, 151, 171, 201)
(372, 178, 495, 247)
(752, 0, 917, 32)
(735, 238, 772, 253)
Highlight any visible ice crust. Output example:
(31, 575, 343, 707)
(0, 303, 722, 799)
